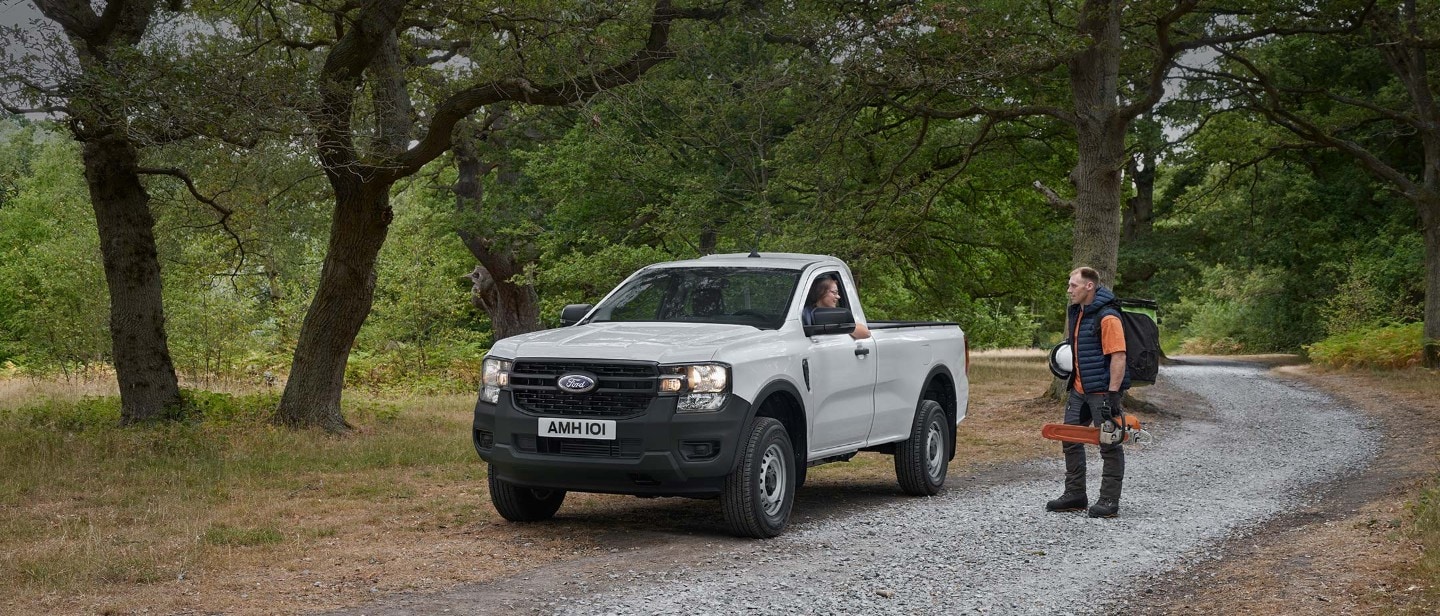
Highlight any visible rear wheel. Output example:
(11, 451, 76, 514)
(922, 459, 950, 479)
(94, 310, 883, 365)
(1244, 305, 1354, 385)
(721, 417, 795, 538)
(895, 399, 949, 496)
(489, 464, 566, 522)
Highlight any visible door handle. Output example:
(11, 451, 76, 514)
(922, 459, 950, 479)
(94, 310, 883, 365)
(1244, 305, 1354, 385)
(854, 346, 871, 358)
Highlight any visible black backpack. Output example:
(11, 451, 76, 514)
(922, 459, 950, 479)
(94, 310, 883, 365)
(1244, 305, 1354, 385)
(1093, 298, 1162, 387)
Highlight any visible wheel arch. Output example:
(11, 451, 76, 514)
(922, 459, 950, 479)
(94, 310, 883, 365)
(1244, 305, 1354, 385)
(740, 378, 808, 482)
(921, 364, 959, 460)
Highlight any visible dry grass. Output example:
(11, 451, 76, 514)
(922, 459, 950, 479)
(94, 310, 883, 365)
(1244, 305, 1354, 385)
(1310, 366, 1440, 611)
(0, 352, 1066, 615)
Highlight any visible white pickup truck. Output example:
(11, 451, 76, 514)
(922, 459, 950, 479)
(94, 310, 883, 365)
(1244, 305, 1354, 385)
(472, 253, 969, 537)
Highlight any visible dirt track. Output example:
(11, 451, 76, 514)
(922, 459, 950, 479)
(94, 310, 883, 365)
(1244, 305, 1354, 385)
(332, 358, 1414, 615)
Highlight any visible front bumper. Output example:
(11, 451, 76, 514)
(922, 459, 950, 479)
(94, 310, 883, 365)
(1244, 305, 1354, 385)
(472, 389, 752, 497)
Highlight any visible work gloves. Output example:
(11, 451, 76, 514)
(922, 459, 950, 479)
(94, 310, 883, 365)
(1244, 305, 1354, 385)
(1097, 391, 1125, 446)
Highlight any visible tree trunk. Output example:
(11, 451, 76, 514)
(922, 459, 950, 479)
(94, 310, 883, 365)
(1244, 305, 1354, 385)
(83, 134, 184, 424)
(1066, 0, 1126, 288)
(1120, 150, 1158, 285)
(1069, 123, 1127, 287)
(274, 183, 394, 431)
(463, 256, 542, 340)
(1421, 193, 1440, 368)
(453, 131, 542, 341)
(699, 227, 719, 254)
(1123, 153, 1155, 244)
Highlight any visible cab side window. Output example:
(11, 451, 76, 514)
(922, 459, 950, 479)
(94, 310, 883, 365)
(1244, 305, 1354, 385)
(802, 271, 854, 324)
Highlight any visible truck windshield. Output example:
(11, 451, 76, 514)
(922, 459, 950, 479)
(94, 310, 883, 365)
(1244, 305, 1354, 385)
(587, 267, 802, 329)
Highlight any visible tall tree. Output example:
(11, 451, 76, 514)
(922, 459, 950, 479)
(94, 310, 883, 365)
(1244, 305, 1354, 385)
(1206, 0, 1440, 366)
(244, 0, 720, 431)
(3, 0, 185, 423)
(867, 1, 1356, 289)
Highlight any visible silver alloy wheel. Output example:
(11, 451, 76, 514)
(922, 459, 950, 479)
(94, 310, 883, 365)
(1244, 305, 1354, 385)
(925, 418, 945, 483)
(759, 442, 786, 516)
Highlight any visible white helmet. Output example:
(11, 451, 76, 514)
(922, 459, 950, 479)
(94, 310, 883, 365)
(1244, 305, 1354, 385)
(1048, 342, 1073, 380)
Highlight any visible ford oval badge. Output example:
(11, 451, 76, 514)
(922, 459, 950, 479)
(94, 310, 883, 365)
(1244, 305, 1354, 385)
(557, 373, 597, 393)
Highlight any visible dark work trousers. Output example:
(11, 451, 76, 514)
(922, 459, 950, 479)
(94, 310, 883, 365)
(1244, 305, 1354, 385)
(1061, 390, 1125, 501)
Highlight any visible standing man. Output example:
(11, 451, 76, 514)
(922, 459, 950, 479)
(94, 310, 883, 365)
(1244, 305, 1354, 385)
(1046, 267, 1128, 518)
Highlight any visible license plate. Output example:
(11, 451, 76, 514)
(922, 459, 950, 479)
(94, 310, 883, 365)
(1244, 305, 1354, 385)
(537, 417, 616, 440)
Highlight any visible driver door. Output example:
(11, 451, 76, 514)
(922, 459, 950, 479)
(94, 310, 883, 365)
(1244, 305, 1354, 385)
(804, 271, 878, 453)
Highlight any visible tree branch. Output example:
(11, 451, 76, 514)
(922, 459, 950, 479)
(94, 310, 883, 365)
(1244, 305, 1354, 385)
(0, 101, 71, 115)
(312, 0, 409, 180)
(1032, 180, 1072, 210)
(892, 100, 1076, 126)
(136, 166, 248, 269)
(388, 0, 699, 180)
(1117, 1, 1375, 122)
(1217, 47, 1424, 198)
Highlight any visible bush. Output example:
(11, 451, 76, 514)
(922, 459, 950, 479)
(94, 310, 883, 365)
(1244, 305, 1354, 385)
(959, 302, 1042, 350)
(1169, 265, 1318, 353)
(1320, 234, 1424, 336)
(1306, 322, 1424, 369)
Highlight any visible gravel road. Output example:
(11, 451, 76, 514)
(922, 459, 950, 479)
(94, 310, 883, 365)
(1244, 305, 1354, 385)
(538, 359, 1378, 615)
(337, 359, 1379, 616)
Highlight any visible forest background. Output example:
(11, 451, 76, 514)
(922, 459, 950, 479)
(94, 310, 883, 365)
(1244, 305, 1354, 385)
(0, 0, 1432, 423)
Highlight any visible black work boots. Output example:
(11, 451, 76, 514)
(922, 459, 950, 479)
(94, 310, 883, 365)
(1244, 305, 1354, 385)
(1045, 492, 1122, 517)
(1087, 497, 1120, 518)
(1045, 491, 1087, 512)
(1050, 439, 1125, 517)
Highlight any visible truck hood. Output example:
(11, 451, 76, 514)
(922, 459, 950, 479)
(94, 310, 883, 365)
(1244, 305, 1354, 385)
(489, 322, 772, 363)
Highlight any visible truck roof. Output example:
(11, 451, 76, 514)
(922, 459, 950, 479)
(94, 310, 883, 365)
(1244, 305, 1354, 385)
(647, 252, 844, 270)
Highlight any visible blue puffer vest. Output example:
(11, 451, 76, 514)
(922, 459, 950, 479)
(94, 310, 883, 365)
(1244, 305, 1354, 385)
(1066, 286, 1130, 394)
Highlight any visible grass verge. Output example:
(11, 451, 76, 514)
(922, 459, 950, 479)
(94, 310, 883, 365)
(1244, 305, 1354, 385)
(0, 352, 1068, 615)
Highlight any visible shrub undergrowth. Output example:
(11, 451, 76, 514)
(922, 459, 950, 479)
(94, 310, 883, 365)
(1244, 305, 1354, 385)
(1306, 322, 1424, 369)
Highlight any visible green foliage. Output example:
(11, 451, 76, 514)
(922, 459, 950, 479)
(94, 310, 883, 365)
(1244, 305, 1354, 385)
(0, 134, 110, 372)
(1169, 265, 1313, 354)
(1307, 322, 1425, 369)
(353, 187, 488, 392)
(1320, 233, 1425, 336)
(0, 1, 1431, 390)
(1153, 139, 1421, 354)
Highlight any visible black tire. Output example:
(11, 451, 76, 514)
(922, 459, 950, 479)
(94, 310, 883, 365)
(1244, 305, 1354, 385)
(721, 417, 795, 538)
(488, 464, 565, 522)
(895, 399, 949, 496)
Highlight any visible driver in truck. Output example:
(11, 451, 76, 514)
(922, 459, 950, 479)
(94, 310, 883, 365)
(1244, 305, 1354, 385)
(803, 275, 871, 340)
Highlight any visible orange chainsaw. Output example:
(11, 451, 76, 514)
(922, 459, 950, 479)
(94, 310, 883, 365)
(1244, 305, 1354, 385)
(1042, 415, 1153, 446)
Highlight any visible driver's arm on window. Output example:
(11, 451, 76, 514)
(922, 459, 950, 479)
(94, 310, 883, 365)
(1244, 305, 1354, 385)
(851, 321, 871, 340)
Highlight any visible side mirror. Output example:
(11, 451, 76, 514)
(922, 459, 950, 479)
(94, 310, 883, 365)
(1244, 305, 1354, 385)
(560, 303, 593, 327)
(804, 306, 857, 337)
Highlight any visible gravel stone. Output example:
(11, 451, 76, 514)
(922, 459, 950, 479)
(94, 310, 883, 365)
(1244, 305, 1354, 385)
(552, 361, 1377, 616)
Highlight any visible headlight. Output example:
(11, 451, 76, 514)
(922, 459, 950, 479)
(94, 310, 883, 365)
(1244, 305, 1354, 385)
(662, 363, 730, 412)
(480, 356, 512, 404)
(686, 364, 727, 392)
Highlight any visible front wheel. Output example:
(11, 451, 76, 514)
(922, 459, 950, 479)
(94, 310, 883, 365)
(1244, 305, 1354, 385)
(489, 464, 566, 522)
(895, 399, 949, 496)
(721, 417, 796, 538)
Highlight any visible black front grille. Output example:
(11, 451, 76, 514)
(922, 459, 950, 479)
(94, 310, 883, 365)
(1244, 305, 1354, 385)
(509, 359, 659, 418)
(514, 390, 653, 417)
(514, 435, 643, 459)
